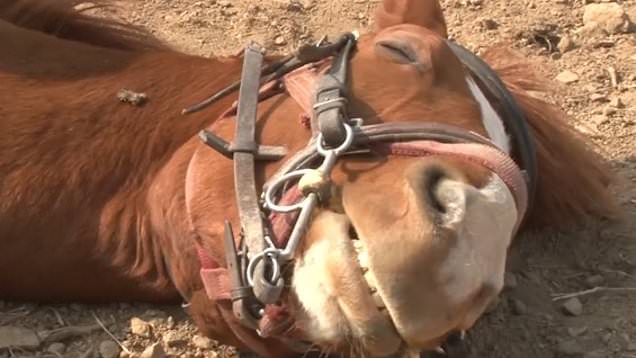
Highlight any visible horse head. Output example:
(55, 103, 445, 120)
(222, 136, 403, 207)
(185, 0, 531, 355)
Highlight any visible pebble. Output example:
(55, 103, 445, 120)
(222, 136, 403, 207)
(504, 272, 518, 289)
(558, 35, 577, 53)
(557, 339, 585, 357)
(582, 3, 632, 35)
(165, 316, 175, 330)
(99, 340, 121, 358)
(0, 326, 41, 349)
(603, 106, 617, 116)
(562, 297, 584, 316)
(590, 93, 608, 102)
(567, 326, 588, 337)
(556, 70, 580, 84)
(192, 335, 214, 349)
(47, 342, 66, 355)
(481, 19, 498, 30)
(274, 36, 287, 46)
(130, 317, 152, 338)
(510, 298, 528, 315)
(162, 331, 187, 347)
(609, 97, 624, 108)
(140, 343, 167, 358)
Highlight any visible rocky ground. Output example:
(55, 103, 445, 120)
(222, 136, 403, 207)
(1, 0, 636, 357)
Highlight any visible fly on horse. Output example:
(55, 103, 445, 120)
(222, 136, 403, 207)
(0, 0, 618, 357)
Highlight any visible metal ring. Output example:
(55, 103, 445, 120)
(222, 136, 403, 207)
(264, 169, 315, 213)
(246, 248, 281, 287)
(316, 122, 355, 156)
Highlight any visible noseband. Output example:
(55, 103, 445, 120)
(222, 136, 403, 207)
(182, 31, 537, 353)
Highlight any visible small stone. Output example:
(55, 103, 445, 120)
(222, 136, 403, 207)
(558, 35, 576, 53)
(601, 332, 612, 343)
(99, 340, 121, 358)
(217, 0, 231, 7)
(192, 335, 214, 349)
(609, 97, 624, 108)
(47, 342, 66, 355)
(590, 93, 608, 102)
(481, 19, 498, 30)
(504, 272, 518, 289)
(556, 70, 580, 84)
(585, 275, 605, 287)
(562, 297, 584, 316)
(274, 36, 287, 46)
(165, 316, 175, 330)
(510, 298, 527, 315)
(140, 343, 167, 358)
(567, 326, 588, 337)
(582, 3, 632, 35)
(0, 326, 41, 349)
(162, 331, 187, 347)
(130, 317, 152, 337)
(603, 106, 617, 116)
(557, 340, 585, 357)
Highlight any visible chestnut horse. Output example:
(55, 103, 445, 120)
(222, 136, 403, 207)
(0, 0, 617, 356)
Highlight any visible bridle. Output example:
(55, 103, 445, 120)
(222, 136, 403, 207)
(182, 31, 537, 354)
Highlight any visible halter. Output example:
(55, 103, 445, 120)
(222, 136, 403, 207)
(182, 31, 537, 354)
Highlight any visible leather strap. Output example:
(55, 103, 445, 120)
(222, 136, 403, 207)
(227, 42, 272, 329)
(446, 40, 537, 221)
(313, 33, 357, 147)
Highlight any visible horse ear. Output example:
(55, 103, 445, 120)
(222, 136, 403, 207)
(373, 0, 448, 38)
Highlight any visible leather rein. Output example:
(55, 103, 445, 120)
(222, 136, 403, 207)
(181, 31, 538, 352)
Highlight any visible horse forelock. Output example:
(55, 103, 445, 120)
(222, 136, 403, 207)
(0, 0, 169, 51)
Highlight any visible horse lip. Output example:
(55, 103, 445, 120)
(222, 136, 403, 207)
(339, 209, 404, 356)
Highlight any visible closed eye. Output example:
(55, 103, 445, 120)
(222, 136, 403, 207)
(376, 40, 419, 65)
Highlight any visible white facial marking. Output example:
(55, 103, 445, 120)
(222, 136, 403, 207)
(465, 76, 511, 153)
(437, 173, 517, 312)
(292, 238, 345, 342)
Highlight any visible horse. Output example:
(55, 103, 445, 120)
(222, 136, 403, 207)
(0, 0, 619, 356)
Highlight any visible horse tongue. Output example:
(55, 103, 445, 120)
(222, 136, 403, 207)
(258, 303, 298, 338)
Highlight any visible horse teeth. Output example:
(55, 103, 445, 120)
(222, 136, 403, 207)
(460, 330, 466, 340)
(372, 292, 385, 308)
(357, 249, 369, 269)
(352, 239, 363, 253)
(435, 347, 446, 354)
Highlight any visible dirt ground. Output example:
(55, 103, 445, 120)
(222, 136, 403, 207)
(1, 0, 636, 357)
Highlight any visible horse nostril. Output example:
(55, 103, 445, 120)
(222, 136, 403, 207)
(407, 159, 471, 226)
(418, 164, 450, 214)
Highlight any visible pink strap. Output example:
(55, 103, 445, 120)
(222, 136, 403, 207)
(374, 141, 528, 232)
(196, 244, 232, 301)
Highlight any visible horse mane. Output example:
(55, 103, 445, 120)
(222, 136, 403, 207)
(0, 0, 169, 51)
(482, 45, 620, 229)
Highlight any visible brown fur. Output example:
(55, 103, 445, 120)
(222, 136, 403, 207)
(0, 0, 618, 356)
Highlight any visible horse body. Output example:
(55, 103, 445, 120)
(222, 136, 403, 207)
(0, 0, 618, 357)
(0, 13, 238, 302)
